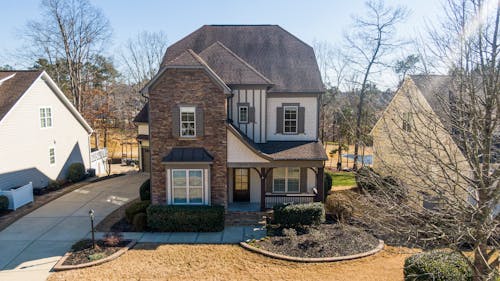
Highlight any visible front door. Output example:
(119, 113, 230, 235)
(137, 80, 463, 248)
(233, 169, 250, 202)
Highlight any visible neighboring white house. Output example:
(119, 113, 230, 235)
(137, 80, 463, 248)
(0, 70, 94, 189)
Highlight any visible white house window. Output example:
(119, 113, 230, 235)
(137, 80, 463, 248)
(40, 107, 52, 128)
(49, 147, 55, 165)
(283, 106, 298, 134)
(402, 112, 412, 132)
(273, 167, 300, 193)
(180, 107, 196, 137)
(172, 169, 203, 204)
(238, 105, 248, 123)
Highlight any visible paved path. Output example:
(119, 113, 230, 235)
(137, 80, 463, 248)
(0, 173, 148, 281)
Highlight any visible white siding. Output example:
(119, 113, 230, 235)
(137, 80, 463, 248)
(227, 129, 269, 164)
(0, 77, 90, 189)
(266, 96, 318, 141)
(230, 88, 266, 143)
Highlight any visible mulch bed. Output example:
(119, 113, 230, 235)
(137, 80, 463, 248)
(63, 239, 132, 266)
(251, 223, 379, 258)
(95, 199, 138, 232)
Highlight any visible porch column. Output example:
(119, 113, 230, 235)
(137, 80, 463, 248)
(316, 167, 324, 202)
(260, 168, 266, 211)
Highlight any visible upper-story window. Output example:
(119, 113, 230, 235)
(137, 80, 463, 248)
(283, 106, 298, 134)
(402, 112, 412, 132)
(180, 107, 196, 137)
(238, 105, 248, 123)
(40, 107, 52, 128)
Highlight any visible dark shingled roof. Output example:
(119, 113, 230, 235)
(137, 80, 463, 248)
(0, 70, 43, 121)
(133, 102, 149, 123)
(198, 41, 272, 85)
(162, 25, 324, 93)
(165, 49, 204, 67)
(137, 134, 149, 140)
(162, 147, 214, 163)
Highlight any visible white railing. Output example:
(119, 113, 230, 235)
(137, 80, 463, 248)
(91, 148, 108, 162)
(0, 182, 34, 210)
(265, 193, 316, 208)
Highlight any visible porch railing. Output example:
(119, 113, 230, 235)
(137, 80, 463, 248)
(265, 193, 316, 208)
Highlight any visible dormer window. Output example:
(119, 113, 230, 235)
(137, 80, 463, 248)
(180, 107, 196, 137)
(238, 105, 248, 123)
(283, 106, 298, 134)
(40, 107, 52, 128)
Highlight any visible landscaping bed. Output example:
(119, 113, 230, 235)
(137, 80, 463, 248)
(251, 223, 380, 259)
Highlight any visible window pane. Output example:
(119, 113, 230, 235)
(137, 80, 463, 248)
(47, 117, 52, 127)
(288, 179, 299, 192)
(172, 170, 186, 187)
(173, 188, 187, 203)
(273, 179, 286, 192)
(189, 170, 202, 187)
(40, 108, 45, 118)
(189, 188, 203, 203)
(274, 168, 286, 179)
(41, 118, 46, 128)
(288, 167, 300, 178)
(46, 108, 51, 117)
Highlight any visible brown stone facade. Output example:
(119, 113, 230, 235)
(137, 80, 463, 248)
(149, 68, 227, 206)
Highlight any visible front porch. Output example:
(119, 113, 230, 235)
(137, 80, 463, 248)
(227, 165, 324, 211)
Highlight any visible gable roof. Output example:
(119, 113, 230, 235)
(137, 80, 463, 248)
(0, 70, 43, 121)
(162, 25, 324, 93)
(0, 70, 92, 134)
(198, 41, 272, 86)
(133, 102, 148, 123)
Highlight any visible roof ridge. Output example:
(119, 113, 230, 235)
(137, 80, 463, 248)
(200, 41, 273, 84)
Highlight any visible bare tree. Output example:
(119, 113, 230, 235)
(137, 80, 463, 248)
(360, 0, 499, 279)
(120, 31, 168, 91)
(22, 0, 112, 112)
(344, 0, 409, 170)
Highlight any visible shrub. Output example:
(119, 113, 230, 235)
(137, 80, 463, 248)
(147, 205, 224, 232)
(273, 202, 325, 229)
(0, 195, 9, 210)
(103, 232, 123, 246)
(88, 253, 105, 261)
(67, 162, 86, 182)
(324, 171, 333, 199)
(404, 250, 472, 281)
(47, 179, 66, 191)
(132, 213, 147, 231)
(325, 195, 353, 223)
(139, 179, 151, 201)
(355, 166, 380, 192)
(125, 200, 150, 223)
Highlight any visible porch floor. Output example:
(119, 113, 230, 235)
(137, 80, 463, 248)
(227, 202, 260, 212)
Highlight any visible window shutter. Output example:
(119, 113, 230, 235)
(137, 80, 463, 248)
(300, 168, 308, 193)
(172, 105, 180, 137)
(248, 107, 255, 123)
(196, 107, 204, 137)
(298, 107, 305, 134)
(276, 107, 283, 133)
(265, 169, 273, 193)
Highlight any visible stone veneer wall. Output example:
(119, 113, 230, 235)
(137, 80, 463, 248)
(148, 68, 227, 206)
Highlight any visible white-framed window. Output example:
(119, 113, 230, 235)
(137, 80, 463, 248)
(180, 107, 196, 137)
(273, 167, 300, 193)
(172, 169, 203, 204)
(283, 106, 298, 134)
(238, 105, 248, 123)
(40, 107, 53, 128)
(49, 147, 56, 165)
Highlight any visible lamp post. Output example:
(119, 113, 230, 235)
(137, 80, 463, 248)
(89, 209, 96, 249)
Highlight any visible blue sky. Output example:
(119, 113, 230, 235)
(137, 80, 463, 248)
(0, 0, 443, 84)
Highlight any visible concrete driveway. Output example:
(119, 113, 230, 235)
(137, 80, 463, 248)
(0, 173, 148, 281)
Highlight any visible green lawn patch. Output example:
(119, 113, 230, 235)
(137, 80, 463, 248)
(331, 172, 356, 187)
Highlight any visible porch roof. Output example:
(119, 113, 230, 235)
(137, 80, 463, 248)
(162, 147, 213, 163)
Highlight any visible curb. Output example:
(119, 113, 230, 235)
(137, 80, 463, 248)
(52, 240, 137, 271)
(240, 239, 384, 263)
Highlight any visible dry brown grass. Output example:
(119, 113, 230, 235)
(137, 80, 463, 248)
(48, 244, 420, 281)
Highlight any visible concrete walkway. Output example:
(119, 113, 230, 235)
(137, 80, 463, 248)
(0, 173, 148, 281)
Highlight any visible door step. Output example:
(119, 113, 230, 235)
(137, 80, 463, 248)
(225, 211, 270, 226)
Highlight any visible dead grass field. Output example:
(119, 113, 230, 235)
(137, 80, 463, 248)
(48, 244, 420, 281)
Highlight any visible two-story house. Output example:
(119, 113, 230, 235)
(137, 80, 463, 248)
(0, 70, 94, 190)
(136, 25, 327, 211)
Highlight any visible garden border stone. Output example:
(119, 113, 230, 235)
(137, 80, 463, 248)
(240, 239, 384, 263)
(52, 240, 137, 271)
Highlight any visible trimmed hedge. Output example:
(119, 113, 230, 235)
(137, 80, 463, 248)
(0, 195, 9, 211)
(273, 202, 325, 228)
(67, 162, 86, 182)
(147, 205, 225, 232)
(139, 179, 151, 201)
(404, 250, 472, 281)
(125, 200, 150, 223)
(132, 213, 147, 231)
(324, 171, 333, 199)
